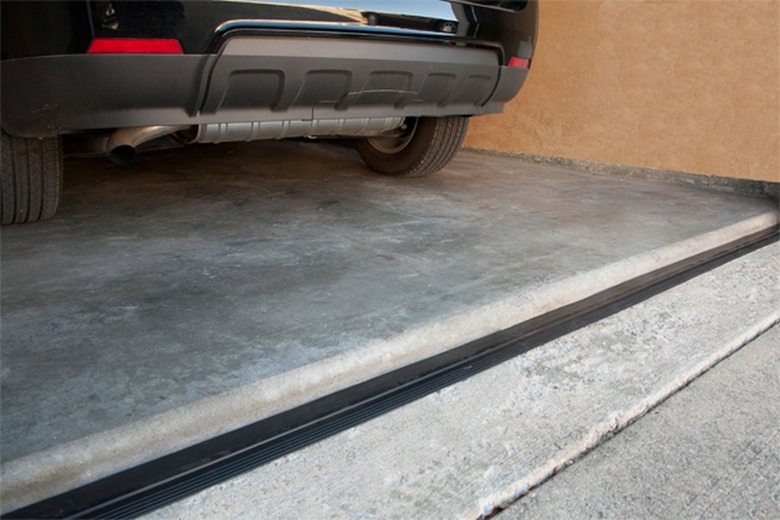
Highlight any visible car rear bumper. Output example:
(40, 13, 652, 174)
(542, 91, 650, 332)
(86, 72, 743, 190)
(1, 36, 527, 138)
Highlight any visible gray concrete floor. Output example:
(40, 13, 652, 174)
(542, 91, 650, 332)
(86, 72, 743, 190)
(1, 140, 777, 511)
(500, 324, 780, 519)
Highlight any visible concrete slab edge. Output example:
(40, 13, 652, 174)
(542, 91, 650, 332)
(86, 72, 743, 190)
(463, 148, 780, 200)
(473, 309, 780, 519)
(2, 211, 778, 513)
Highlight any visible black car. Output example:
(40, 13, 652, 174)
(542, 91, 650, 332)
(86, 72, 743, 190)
(0, 0, 538, 224)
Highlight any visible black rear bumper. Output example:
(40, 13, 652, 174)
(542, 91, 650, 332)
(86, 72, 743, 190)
(1, 36, 527, 138)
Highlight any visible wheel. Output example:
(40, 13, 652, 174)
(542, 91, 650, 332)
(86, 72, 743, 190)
(1, 130, 63, 224)
(355, 116, 469, 177)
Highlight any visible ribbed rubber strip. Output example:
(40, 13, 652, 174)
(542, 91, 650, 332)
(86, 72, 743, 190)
(5, 225, 778, 520)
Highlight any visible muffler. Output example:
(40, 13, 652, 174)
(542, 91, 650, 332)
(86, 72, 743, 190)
(190, 117, 405, 144)
(105, 117, 405, 163)
(106, 125, 191, 164)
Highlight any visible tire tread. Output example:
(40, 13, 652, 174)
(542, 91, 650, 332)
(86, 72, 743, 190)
(1, 131, 62, 224)
(356, 116, 469, 178)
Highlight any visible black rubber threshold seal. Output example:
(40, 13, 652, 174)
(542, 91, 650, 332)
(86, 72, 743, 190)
(6, 226, 778, 519)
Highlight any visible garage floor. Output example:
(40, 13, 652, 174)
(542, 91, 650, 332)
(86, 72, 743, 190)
(1, 141, 777, 512)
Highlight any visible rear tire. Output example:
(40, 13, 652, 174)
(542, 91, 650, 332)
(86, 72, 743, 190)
(1, 130, 63, 224)
(355, 116, 469, 177)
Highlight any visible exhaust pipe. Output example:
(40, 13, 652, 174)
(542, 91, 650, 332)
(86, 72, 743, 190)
(106, 125, 191, 164)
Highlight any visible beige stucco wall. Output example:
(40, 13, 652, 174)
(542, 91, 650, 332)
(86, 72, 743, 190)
(465, 0, 779, 183)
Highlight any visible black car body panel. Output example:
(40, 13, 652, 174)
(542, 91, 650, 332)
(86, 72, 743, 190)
(1, 1, 537, 138)
(1, 1, 537, 59)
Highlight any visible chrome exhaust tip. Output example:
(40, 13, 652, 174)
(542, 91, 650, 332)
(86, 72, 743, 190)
(106, 125, 191, 164)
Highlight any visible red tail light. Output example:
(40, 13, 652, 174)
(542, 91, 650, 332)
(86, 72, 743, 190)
(87, 38, 183, 54)
(508, 57, 530, 69)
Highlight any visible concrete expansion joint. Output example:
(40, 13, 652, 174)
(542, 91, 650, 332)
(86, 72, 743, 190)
(480, 310, 780, 520)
